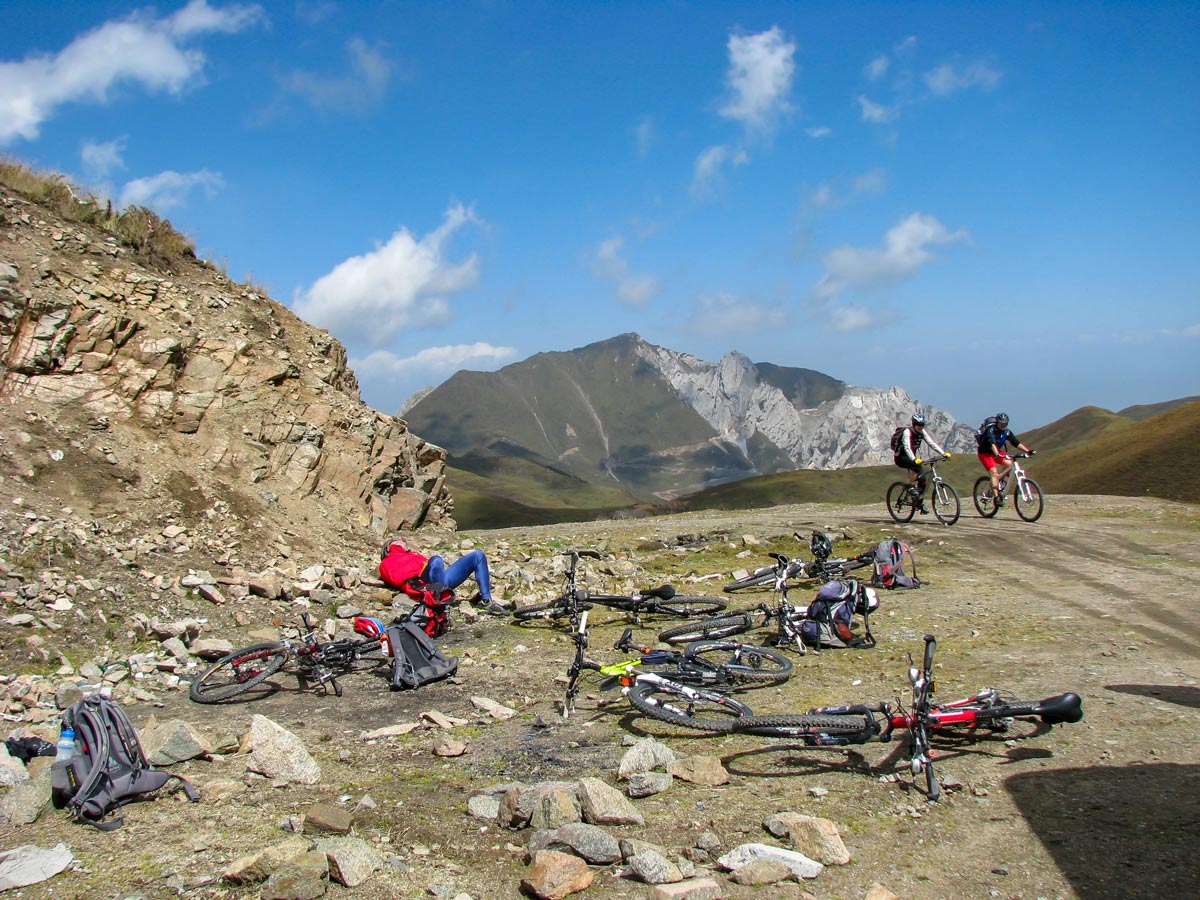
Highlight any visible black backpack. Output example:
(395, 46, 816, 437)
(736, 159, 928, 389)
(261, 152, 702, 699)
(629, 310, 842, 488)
(974, 416, 999, 448)
(889, 426, 905, 453)
(385, 619, 459, 690)
(53, 695, 198, 830)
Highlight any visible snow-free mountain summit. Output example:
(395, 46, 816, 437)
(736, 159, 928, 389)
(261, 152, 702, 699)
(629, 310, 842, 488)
(401, 334, 974, 501)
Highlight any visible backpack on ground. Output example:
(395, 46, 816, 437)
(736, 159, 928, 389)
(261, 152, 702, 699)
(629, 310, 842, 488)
(400, 580, 456, 638)
(384, 619, 459, 690)
(974, 416, 999, 448)
(53, 694, 198, 830)
(889, 426, 905, 454)
(871, 537, 920, 589)
(799, 579, 879, 650)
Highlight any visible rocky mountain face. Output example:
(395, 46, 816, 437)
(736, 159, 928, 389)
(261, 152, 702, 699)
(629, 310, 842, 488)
(0, 183, 453, 545)
(404, 333, 975, 500)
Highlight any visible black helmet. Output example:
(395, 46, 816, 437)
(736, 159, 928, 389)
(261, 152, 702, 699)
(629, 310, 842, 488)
(996, 412, 1009, 425)
(911, 413, 926, 426)
(810, 531, 833, 561)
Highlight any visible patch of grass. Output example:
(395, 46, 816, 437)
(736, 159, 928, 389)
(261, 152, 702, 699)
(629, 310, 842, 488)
(1, 156, 197, 271)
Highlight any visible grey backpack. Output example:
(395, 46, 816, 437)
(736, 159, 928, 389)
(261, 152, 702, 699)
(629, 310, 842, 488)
(384, 620, 458, 690)
(53, 694, 198, 830)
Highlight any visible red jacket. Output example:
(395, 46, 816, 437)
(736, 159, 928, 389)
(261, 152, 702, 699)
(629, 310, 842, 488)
(379, 545, 428, 588)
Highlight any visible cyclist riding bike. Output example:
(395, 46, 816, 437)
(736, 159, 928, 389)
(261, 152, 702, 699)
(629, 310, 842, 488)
(893, 413, 949, 514)
(976, 412, 1034, 507)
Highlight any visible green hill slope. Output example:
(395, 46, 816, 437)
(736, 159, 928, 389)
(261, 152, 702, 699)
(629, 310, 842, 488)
(1033, 401, 1200, 501)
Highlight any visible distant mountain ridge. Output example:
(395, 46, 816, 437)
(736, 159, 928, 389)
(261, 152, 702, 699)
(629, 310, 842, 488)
(402, 333, 975, 503)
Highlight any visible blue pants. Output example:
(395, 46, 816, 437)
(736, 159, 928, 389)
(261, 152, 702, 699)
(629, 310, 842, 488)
(425, 550, 491, 601)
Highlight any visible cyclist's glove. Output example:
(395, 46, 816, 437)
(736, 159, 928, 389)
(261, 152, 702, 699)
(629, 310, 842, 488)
(914, 457, 922, 465)
(944, 452, 952, 459)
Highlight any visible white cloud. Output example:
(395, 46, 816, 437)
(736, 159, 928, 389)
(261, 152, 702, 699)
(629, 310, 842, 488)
(857, 94, 898, 124)
(118, 168, 225, 210)
(281, 37, 391, 112)
(924, 61, 1003, 96)
(810, 167, 888, 209)
(634, 116, 654, 158)
(81, 137, 127, 181)
(828, 304, 881, 333)
(683, 291, 786, 336)
(295, 204, 483, 345)
(0, 0, 264, 144)
(864, 55, 890, 82)
(1183, 324, 1200, 337)
(719, 26, 796, 135)
(351, 342, 518, 380)
(814, 212, 968, 300)
(591, 235, 661, 304)
(691, 143, 750, 198)
(806, 125, 832, 138)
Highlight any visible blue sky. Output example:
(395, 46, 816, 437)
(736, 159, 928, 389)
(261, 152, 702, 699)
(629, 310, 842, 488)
(3, 1, 1198, 428)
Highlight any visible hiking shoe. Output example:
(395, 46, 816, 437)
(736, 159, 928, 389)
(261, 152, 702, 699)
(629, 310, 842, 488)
(480, 602, 508, 616)
(995, 496, 1006, 508)
(918, 501, 929, 514)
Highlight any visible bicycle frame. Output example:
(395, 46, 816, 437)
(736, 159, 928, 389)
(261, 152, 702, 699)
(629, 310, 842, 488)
(733, 635, 1082, 801)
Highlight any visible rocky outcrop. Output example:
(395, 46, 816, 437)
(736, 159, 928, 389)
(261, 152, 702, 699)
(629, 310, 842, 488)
(637, 340, 975, 470)
(0, 185, 452, 536)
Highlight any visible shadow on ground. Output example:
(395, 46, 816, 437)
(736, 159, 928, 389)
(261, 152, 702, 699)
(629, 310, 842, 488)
(1105, 683, 1200, 709)
(1006, 762, 1200, 900)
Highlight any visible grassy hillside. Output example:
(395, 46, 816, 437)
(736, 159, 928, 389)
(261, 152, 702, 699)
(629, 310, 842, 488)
(1117, 396, 1200, 420)
(1033, 401, 1200, 501)
(679, 454, 986, 511)
(446, 453, 642, 528)
(1018, 405, 1132, 452)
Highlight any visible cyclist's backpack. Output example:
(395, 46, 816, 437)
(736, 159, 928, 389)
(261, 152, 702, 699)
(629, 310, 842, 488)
(889, 426, 905, 454)
(800, 580, 878, 650)
(53, 695, 198, 830)
(974, 416, 999, 448)
(384, 619, 459, 690)
(870, 537, 920, 589)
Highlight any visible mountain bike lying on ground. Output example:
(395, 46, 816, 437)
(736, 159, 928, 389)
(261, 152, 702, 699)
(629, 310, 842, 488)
(723, 532, 874, 593)
(886, 454, 961, 526)
(661, 566, 878, 655)
(190, 612, 387, 703)
(726, 634, 1082, 801)
(514, 549, 727, 625)
(973, 452, 1044, 522)
(562, 610, 791, 731)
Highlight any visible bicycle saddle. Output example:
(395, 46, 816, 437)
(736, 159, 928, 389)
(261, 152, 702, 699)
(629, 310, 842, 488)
(644, 584, 676, 600)
(1033, 692, 1083, 724)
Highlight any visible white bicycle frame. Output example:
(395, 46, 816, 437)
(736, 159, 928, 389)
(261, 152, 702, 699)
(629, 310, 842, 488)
(995, 454, 1034, 502)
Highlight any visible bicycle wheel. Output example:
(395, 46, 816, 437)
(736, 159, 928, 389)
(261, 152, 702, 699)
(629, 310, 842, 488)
(656, 596, 728, 618)
(686, 641, 793, 684)
(1014, 478, 1045, 522)
(625, 679, 754, 732)
(931, 481, 961, 526)
(886, 482, 916, 523)
(729, 712, 874, 738)
(972, 476, 999, 518)
(723, 570, 778, 593)
(658, 612, 753, 644)
(190, 643, 289, 703)
(513, 597, 592, 622)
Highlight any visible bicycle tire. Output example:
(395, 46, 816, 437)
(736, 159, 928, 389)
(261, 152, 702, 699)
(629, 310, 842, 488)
(972, 476, 999, 518)
(730, 712, 874, 738)
(190, 643, 290, 703)
(686, 641, 793, 684)
(931, 481, 961, 526)
(1014, 478, 1045, 522)
(658, 612, 754, 644)
(655, 596, 728, 618)
(513, 598, 593, 622)
(625, 679, 754, 732)
(723, 570, 778, 593)
(886, 482, 916, 523)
